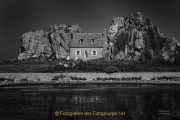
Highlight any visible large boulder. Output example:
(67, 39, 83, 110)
(48, 24, 71, 59)
(18, 30, 52, 60)
(18, 23, 81, 60)
(107, 12, 180, 62)
(18, 52, 30, 60)
(160, 37, 180, 61)
(43, 45, 53, 58)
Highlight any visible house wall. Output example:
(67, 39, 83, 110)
(70, 48, 103, 60)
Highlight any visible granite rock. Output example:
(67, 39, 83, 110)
(106, 12, 180, 62)
(18, 23, 81, 60)
(18, 30, 52, 60)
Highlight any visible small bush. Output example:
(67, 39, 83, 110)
(52, 74, 66, 80)
(70, 76, 87, 80)
(130, 76, 142, 80)
(68, 61, 76, 67)
(87, 57, 105, 62)
(151, 77, 156, 80)
(20, 78, 28, 83)
(0, 77, 6, 81)
(60, 57, 67, 61)
(97, 77, 109, 81)
(121, 77, 130, 81)
(0, 77, 14, 82)
(97, 77, 120, 81)
(157, 76, 171, 80)
(75, 58, 84, 64)
(104, 66, 119, 74)
(68, 58, 76, 63)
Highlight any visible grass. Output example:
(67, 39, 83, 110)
(1, 75, 179, 86)
(0, 58, 180, 73)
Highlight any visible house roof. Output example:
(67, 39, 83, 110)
(70, 33, 106, 48)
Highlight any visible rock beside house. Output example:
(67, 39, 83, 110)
(18, 30, 52, 60)
(106, 12, 180, 62)
(18, 24, 81, 60)
(160, 37, 180, 62)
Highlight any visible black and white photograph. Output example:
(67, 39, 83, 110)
(0, 0, 180, 119)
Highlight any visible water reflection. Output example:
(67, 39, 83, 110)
(0, 84, 180, 120)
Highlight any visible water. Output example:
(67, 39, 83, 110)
(0, 83, 180, 120)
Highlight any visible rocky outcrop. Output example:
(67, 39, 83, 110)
(160, 37, 180, 62)
(18, 24, 81, 60)
(18, 30, 52, 60)
(18, 13, 180, 62)
(106, 12, 180, 62)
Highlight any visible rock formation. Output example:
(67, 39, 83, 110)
(18, 12, 180, 62)
(105, 12, 180, 62)
(18, 30, 52, 60)
(18, 24, 81, 60)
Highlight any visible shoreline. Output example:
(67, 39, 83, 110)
(0, 72, 180, 86)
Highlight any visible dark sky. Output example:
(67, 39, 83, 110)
(0, 0, 179, 60)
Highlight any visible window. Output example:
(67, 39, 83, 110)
(92, 50, 97, 56)
(84, 50, 88, 59)
(75, 50, 81, 56)
(79, 39, 83, 43)
(77, 51, 80, 55)
(91, 39, 95, 43)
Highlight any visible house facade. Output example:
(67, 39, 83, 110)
(69, 33, 107, 60)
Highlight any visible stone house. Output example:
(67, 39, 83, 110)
(69, 33, 107, 60)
